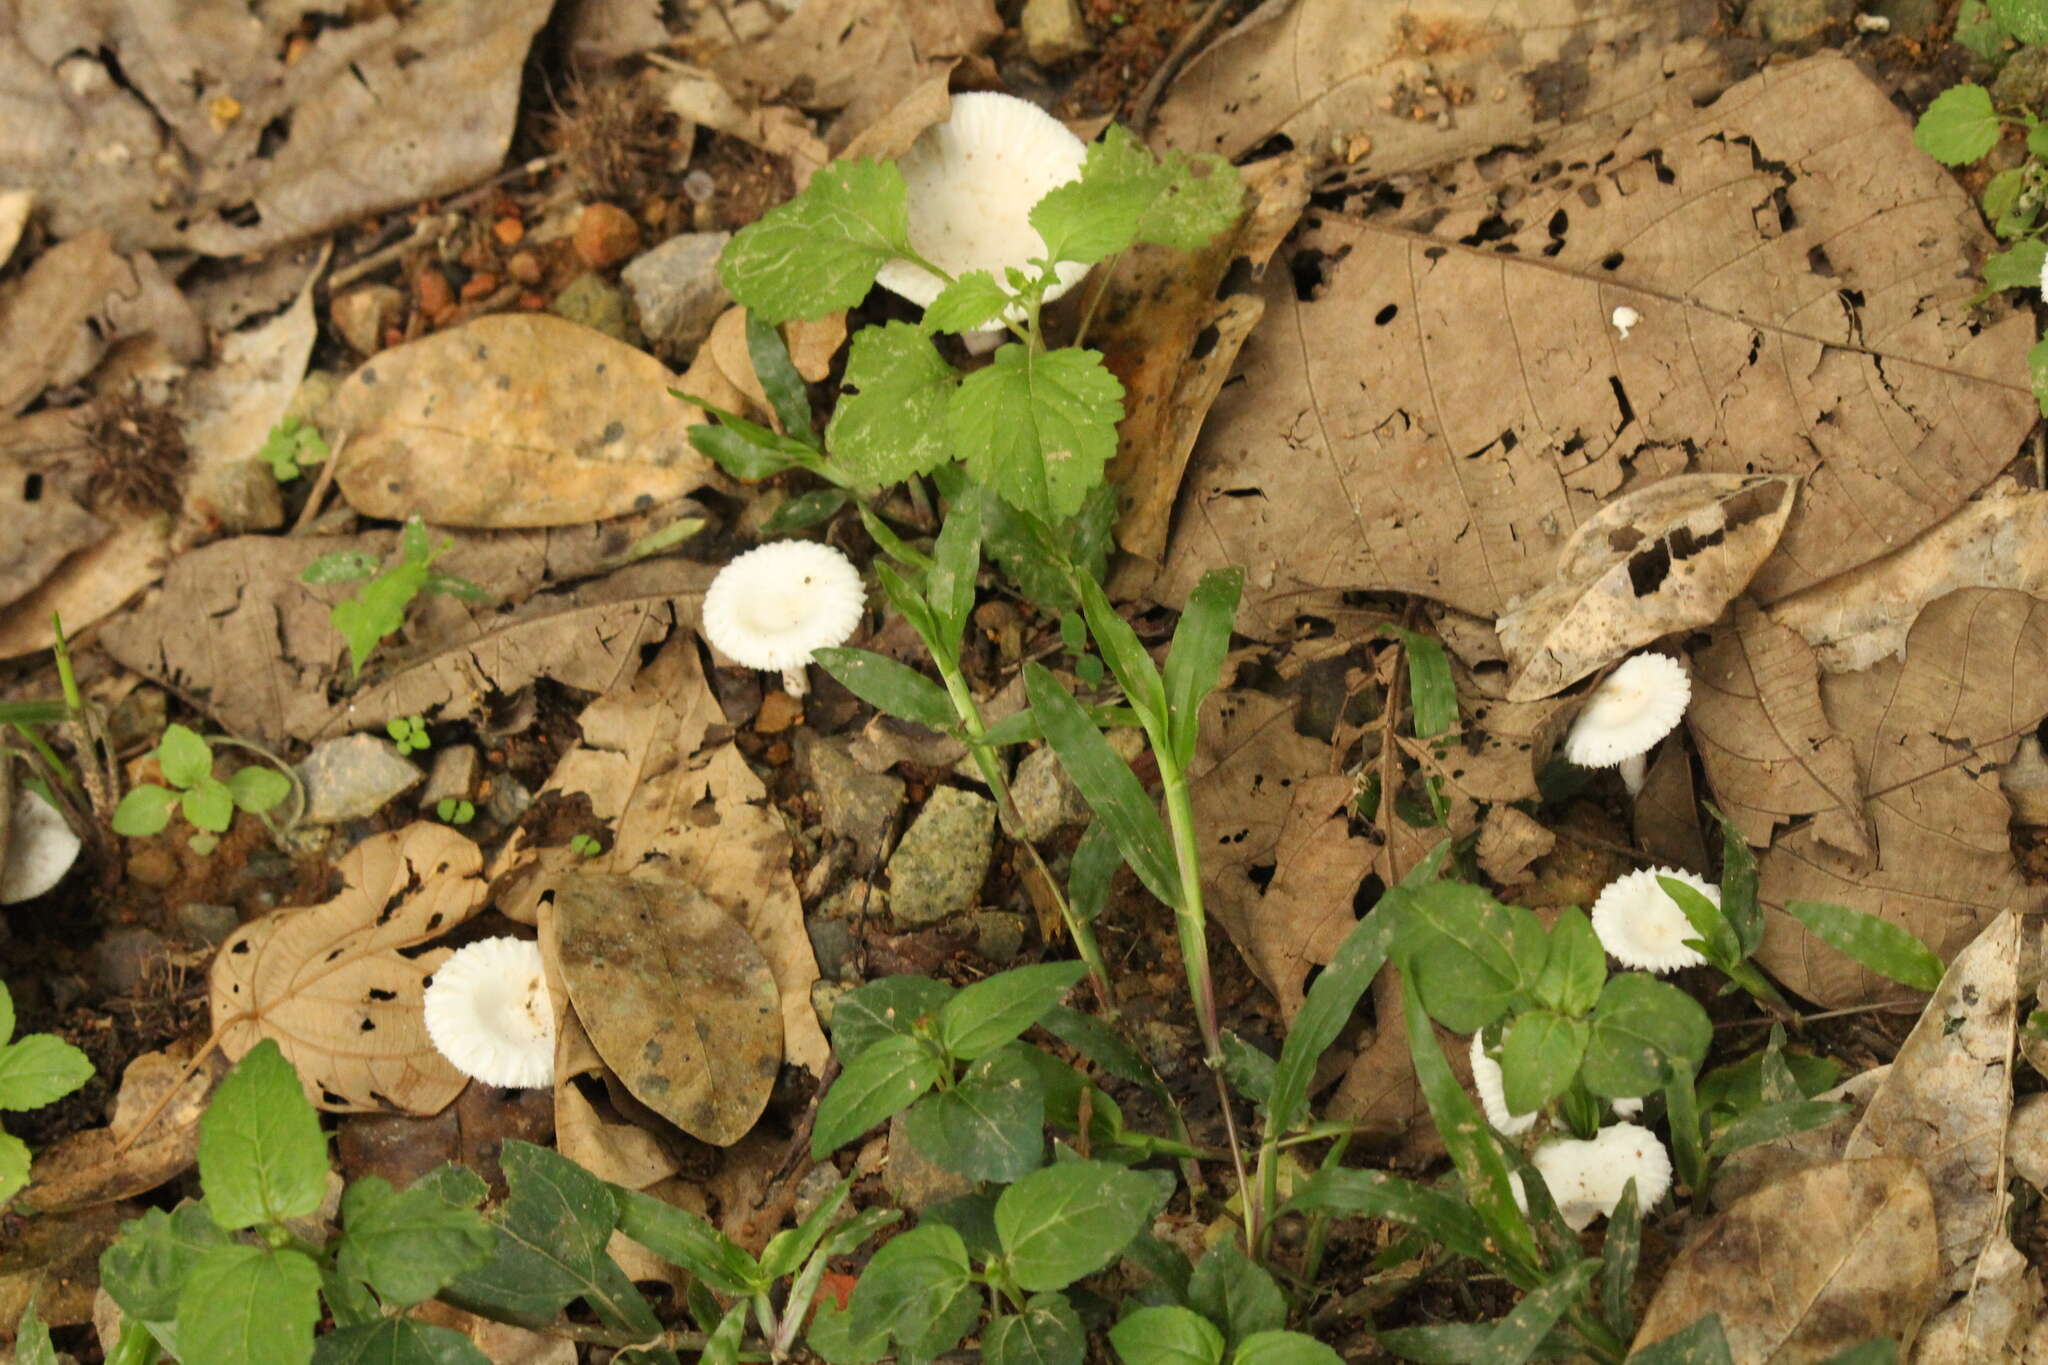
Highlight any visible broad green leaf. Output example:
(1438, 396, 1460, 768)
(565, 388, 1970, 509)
(614, 1186, 762, 1297)
(825, 321, 958, 485)
(1696, 1048, 1842, 1117)
(928, 494, 984, 659)
(1279, 1167, 1494, 1266)
(1111, 1305, 1226, 1365)
(938, 961, 1091, 1059)
(1474, 1258, 1599, 1364)
(1982, 238, 2047, 295)
(1039, 1003, 1164, 1096)
(1580, 974, 1712, 1099)
(1500, 1010, 1588, 1115)
(688, 420, 812, 481)
(997, 1159, 1160, 1291)
(829, 976, 955, 1061)
(1602, 1179, 1642, 1340)
(225, 764, 291, 814)
(1784, 901, 1945, 991)
(745, 310, 817, 448)
(156, 724, 213, 788)
(1982, 168, 2029, 226)
(198, 1039, 328, 1230)
(1231, 1330, 1343, 1364)
(181, 779, 235, 833)
(811, 1033, 944, 1157)
(977, 480, 1115, 612)
(1957, 0, 2008, 57)
(0, 981, 13, 1044)
(845, 1223, 976, 1358)
(1025, 662, 1180, 910)
(1629, 1313, 1737, 1364)
(1030, 125, 1244, 264)
(1393, 629, 1457, 739)
(806, 1300, 889, 1364)
(14, 1300, 56, 1365)
(1164, 569, 1243, 765)
(1992, 0, 2048, 41)
(1705, 804, 1762, 956)
(924, 1191, 1004, 1260)
(924, 269, 1016, 333)
(101, 1203, 231, 1324)
(949, 345, 1124, 521)
(0, 1033, 94, 1111)
(2031, 332, 2048, 419)
(1392, 880, 1544, 1033)
(112, 782, 178, 836)
(175, 1244, 321, 1365)
(1532, 907, 1604, 1017)
(1375, 1324, 1583, 1363)
(1658, 876, 1739, 967)
(720, 159, 913, 323)
(1912, 83, 1999, 166)
(1708, 1099, 1851, 1157)
(985, 1293, 1087, 1365)
(813, 648, 956, 731)
(322, 1262, 382, 1329)
(335, 1175, 496, 1306)
(312, 1320, 491, 1365)
(1187, 1239, 1285, 1347)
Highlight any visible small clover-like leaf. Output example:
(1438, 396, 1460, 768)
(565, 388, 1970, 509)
(156, 723, 213, 789)
(923, 270, 1017, 333)
(226, 765, 292, 815)
(182, 779, 236, 834)
(112, 783, 179, 836)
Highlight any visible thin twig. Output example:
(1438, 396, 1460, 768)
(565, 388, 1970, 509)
(290, 433, 349, 534)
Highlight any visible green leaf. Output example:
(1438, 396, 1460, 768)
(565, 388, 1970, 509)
(1374, 1324, 1582, 1364)
(949, 346, 1124, 521)
(1957, 0, 2009, 58)
(825, 321, 959, 486)
(1983, 238, 2047, 296)
(813, 648, 956, 731)
(1111, 1305, 1226, 1365)
(1187, 1239, 1286, 1347)
(1532, 907, 1605, 1017)
(762, 487, 852, 535)
(1628, 1313, 1736, 1364)
(811, 1032, 944, 1157)
(1500, 1010, 1588, 1115)
(1658, 875, 1739, 968)
(0, 981, 12, 1045)
(760, 1176, 852, 1280)
(1473, 1258, 1600, 1364)
(924, 269, 1017, 334)
(2030, 331, 2048, 419)
(1601, 1179, 1642, 1341)
(1982, 167, 2028, 223)
(225, 764, 291, 815)
(977, 480, 1115, 612)
(1025, 662, 1180, 910)
(112, 783, 178, 836)
(0, 1033, 93, 1111)
(985, 1293, 1087, 1365)
(1992, 0, 2048, 42)
(198, 1039, 328, 1230)
(1393, 629, 1458, 739)
(1703, 804, 1761, 956)
(830, 975, 955, 1061)
(1230, 1331, 1344, 1364)
(745, 310, 817, 448)
(1064, 818, 1121, 925)
(1279, 1167, 1494, 1266)
(1391, 880, 1545, 1033)
(938, 961, 1091, 1059)
(720, 159, 914, 324)
(927, 494, 983, 660)
(175, 1244, 321, 1365)
(101, 1203, 231, 1325)
(1030, 125, 1243, 265)
(335, 1174, 496, 1306)
(997, 1159, 1160, 1291)
(1038, 1004, 1165, 1097)
(1163, 569, 1243, 766)
(1664, 1064, 1708, 1199)
(1913, 84, 2000, 166)
(1580, 974, 1712, 1099)
(613, 1186, 762, 1297)
(1218, 1030, 1275, 1107)
(1075, 570, 1168, 731)
(1709, 1098, 1851, 1157)
(300, 551, 381, 585)
(312, 1320, 491, 1365)
(687, 418, 814, 481)
(1784, 901, 1945, 991)
(14, 1299, 57, 1365)
(181, 779, 235, 834)
(844, 1223, 976, 1357)
(155, 723, 213, 788)
(697, 1300, 750, 1365)
(807, 1300, 890, 1364)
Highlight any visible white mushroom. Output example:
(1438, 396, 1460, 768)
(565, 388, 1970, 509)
(1590, 865, 1719, 974)
(1563, 653, 1690, 794)
(423, 937, 555, 1089)
(1, 788, 82, 905)
(1610, 305, 1640, 340)
(1469, 1030, 1540, 1136)
(700, 540, 866, 698)
(874, 91, 1091, 329)
(1520, 1122, 1673, 1230)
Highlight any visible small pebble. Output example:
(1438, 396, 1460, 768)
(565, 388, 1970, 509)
(574, 203, 642, 269)
(493, 217, 525, 246)
(684, 170, 718, 204)
(755, 690, 804, 735)
(460, 271, 499, 302)
(416, 266, 454, 316)
(126, 846, 179, 889)
(506, 250, 543, 285)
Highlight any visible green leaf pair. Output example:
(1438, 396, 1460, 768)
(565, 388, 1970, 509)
(258, 416, 330, 482)
(0, 980, 95, 1203)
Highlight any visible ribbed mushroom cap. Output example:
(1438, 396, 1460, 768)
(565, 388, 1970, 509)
(1563, 653, 1691, 768)
(1525, 1122, 1673, 1230)
(700, 540, 865, 674)
(873, 91, 1090, 325)
(1590, 866, 1718, 974)
(1469, 1030, 1539, 1136)
(422, 937, 555, 1089)
(0, 789, 81, 905)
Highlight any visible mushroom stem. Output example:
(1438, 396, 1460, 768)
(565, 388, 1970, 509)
(781, 664, 809, 698)
(961, 327, 1005, 355)
(1618, 750, 1649, 795)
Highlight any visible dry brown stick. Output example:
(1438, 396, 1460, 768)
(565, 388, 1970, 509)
(290, 433, 349, 535)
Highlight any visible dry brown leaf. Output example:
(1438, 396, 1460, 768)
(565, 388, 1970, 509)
(209, 823, 487, 1113)
(414, 1301, 577, 1365)
(0, 466, 104, 612)
(0, 512, 172, 661)
(1153, 57, 2036, 641)
(662, 66, 830, 187)
(0, 231, 200, 416)
(676, 305, 846, 429)
(1323, 970, 1456, 1156)
(1689, 599, 1873, 858)
(495, 637, 829, 1076)
(551, 874, 783, 1147)
(0, 1201, 134, 1331)
(1632, 1156, 1940, 1362)
(332, 315, 716, 528)
(1846, 910, 2020, 1294)
(1475, 806, 1553, 883)
(1190, 691, 1373, 1021)
(1632, 743, 1711, 876)
(1496, 474, 1797, 700)
(1754, 590, 2048, 1008)
(16, 1037, 223, 1215)
(1913, 1237, 2042, 1364)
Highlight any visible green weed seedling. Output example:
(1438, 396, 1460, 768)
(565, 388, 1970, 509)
(303, 515, 486, 678)
(386, 714, 430, 754)
(569, 832, 602, 858)
(0, 979, 94, 1206)
(435, 797, 475, 825)
(258, 417, 329, 482)
(111, 723, 293, 854)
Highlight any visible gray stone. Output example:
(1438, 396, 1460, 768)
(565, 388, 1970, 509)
(792, 1163, 845, 1223)
(2011, 1093, 2048, 1195)
(1741, 0, 1850, 41)
(173, 901, 240, 948)
(296, 735, 423, 824)
(1021, 0, 1091, 64)
(550, 272, 633, 343)
(882, 1110, 975, 1211)
(1996, 46, 2048, 114)
(796, 731, 905, 866)
(885, 786, 994, 926)
(94, 925, 169, 995)
(331, 286, 401, 355)
(970, 910, 1027, 964)
(485, 775, 534, 827)
(1009, 745, 1091, 843)
(418, 744, 481, 808)
(807, 914, 859, 982)
(622, 231, 732, 356)
(810, 979, 854, 1032)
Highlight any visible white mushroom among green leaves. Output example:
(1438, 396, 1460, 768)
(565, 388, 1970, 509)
(700, 539, 866, 698)
(422, 936, 555, 1090)
(0, 787, 82, 905)
(1590, 866, 1720, 974)
(1519, 1122, 1674, 1230)
(1563, 652, 1691, 794)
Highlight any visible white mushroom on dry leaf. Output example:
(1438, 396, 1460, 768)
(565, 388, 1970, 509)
(1518, 1122, 1674, 1230)
(423, 936, 555, 1089)
(0, 788, 82, 905)
(1563, 652, 1691, 794)
(700, 540, 866, 698)
(1469, 1030, 1540, 1136)
(1591, 866, 1719, 974)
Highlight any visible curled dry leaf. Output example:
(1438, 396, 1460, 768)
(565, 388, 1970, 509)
(662, 65, 829, 186)
(0, 512, 172, 662)
(16, 1038, 225, 1215)
(209, 823, 487, 1113)
(1632, 1156, 1939, 1362)
(675, 305, 846, 430)
(549, 874, 783, 1147)
(1753, 590, 2048, 1008)
(0, 231, 202, 417)
(332, 315, 716, 528)
(1153, 57, 2035, 642)
(0, 466, 104, 612)
(1495, 474, 1796, 701)
(1475, 806, 1554, 884)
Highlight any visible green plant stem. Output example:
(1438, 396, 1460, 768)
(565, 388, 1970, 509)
(752, 1290, 779, 1344)
(1070, 249, 1126, 351)
(1566, 1303, 1628, 1364)
(1299, 1134, 1351, 1287)
(106, 1320, 163, 1365)
(0, 701, 68, 726)
(10, 721, 78, 796)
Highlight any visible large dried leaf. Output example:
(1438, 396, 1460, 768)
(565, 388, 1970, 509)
(208, 823, 487, 1113)
(550, 875, 782, 1147)
(1753, 590, 2048, 1008)
(1152, 57, 2036, 640)
(0, 513, 171, 661)
(1912, 1237, 2042, 1364)
(1632, 1157, 1940, 1362)
(332, 315, 716, 528)
(16, 1038, 223, 1215)
(0, 231, 200, 415)
(0, 467, 104, 612)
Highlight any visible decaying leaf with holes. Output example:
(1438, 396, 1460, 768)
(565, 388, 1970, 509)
(16, 1038, 225, 1215)
(208, 823, 486, 1112)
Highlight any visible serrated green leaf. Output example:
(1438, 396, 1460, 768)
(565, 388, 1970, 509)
(1500, 1011, 1588, 1116)
(813, 648, 956, 730)
(985, 1293, 1087, 1365)
(175, 1244, 321, 1365)
(156, 724, 212, 788)
(997, 1159, 1159, 1291)
(825, 321, 959, 486)
(927, 495, 983, 659)
(845, 1223, 976, 1358)
(1913, 84, 2000, 166)
(720, 159, 914, 323)
(312, 1319, 492, 1365)
(0, 1128, 29, 1203)
(938, 961, 1091, 1059)
(1783, 900, 1945, 991)
(112, 782, 178, 836)
(1391, 880, 1545, 1033)
(1030, 125, 1243, 265)
(829, 975, 955, 1061)
(1110, 1305, 1226, 1365)
(924, 269, 1017, 333)
(101, 1203, 231, 1325)
(811, 1033, 944, 1157)
(1582, 974, 1712, 1099)
(335, 1174, 496, 1307)
(1024, 663, 1180, 910)
(949, 346, 1124, 521)
(181, 779, 235, 834)
(224, 764, 292, 815)
(1992, 0, 2048, 41)
(1983, 238, 2047, 295)
(198, 1039, 328, 1230)
(1230, 1330, 1344, 1364)
(0, 1032, 94, 1111)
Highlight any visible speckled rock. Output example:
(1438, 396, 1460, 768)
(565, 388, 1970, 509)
(296, 734, 422, 824)
(885, 786, 994, 926)
(550, 272, 633, 343)
(622, 231, 731, 357)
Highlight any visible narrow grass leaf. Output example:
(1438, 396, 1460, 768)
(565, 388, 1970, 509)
(1391, 629, 1458, 739)
(1278, 1168, 1493, 1267)
(1784, 901, 1945, 991)
(813, 648, 955, 731)
(744, 311, 817, 448)
(1025, 663, 1179, 909)
(1600, 1179, 1642, 1340)
(1163, 568, 1242, 766)
(1708, 1099, 1851, 1158)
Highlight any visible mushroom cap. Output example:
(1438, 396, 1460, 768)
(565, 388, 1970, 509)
(1469, 1030, 1539, 1136)
(1525, 1122, 1673, 1230)
(1563, 653, 1691, 768)
(0, 788, 82, 905)
(1590, 865, 1718, 973)
(874, 91, 1091, 325)
(423, 936, 555, 1089)
(700, 540, 865, 674)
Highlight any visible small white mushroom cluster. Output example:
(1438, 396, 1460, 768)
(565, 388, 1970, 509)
(700, 540, 866, 698)
(1468, 1031, 1642, 1138)
(423, 936, 555, 1090)
(1562, 652, 1690, 795)
(1518, 1123, 1673, 1230)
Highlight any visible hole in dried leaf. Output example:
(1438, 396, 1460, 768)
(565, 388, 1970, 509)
(1374, 304, 1398, 325)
